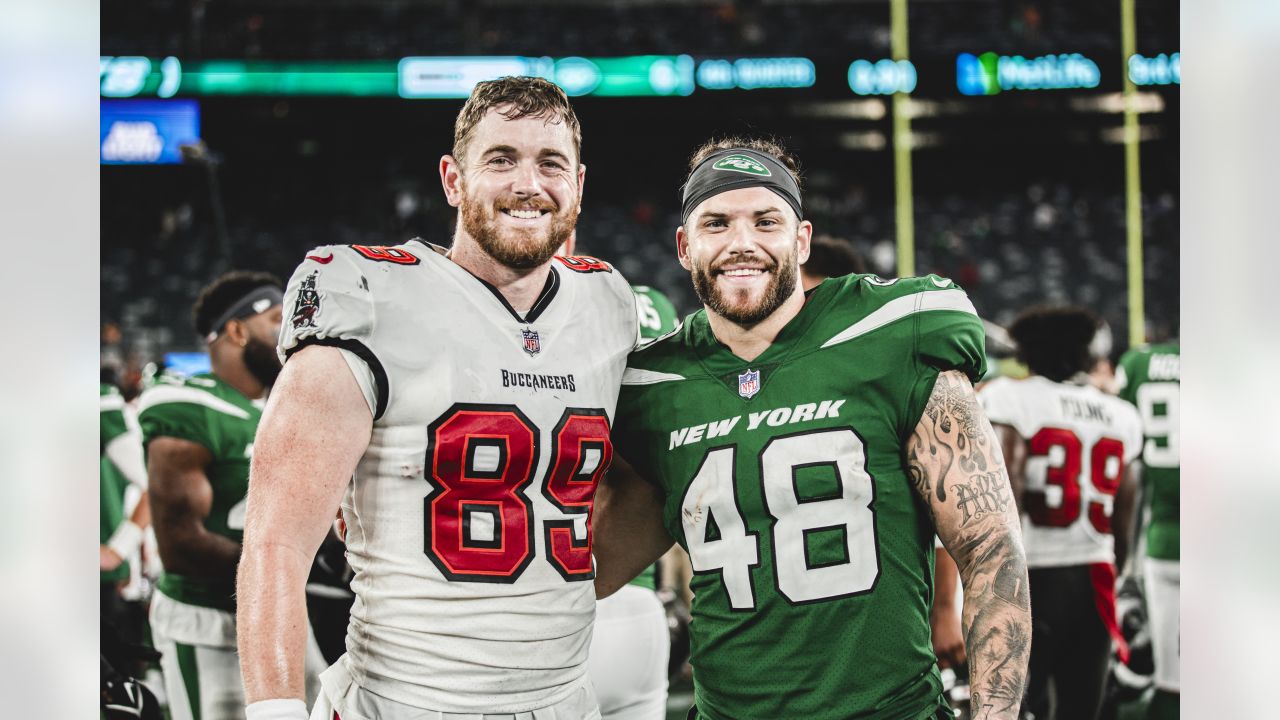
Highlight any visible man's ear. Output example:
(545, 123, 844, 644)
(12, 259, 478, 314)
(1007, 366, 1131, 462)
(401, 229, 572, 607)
(676, 226, 692, 271)
(796, 219, 814, 266)
(223, 318, 249, 348)
(440, 154, 464, 208)
(575, 162, 587, 213)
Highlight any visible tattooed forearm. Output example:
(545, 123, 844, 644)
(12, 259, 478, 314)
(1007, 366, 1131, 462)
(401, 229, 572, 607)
(907, 370, 1031, 720)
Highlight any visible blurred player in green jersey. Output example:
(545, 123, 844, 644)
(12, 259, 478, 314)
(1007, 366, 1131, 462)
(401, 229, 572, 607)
(594, 136, 1030, 720)
(1116, 340, 1180, 720)
(101, 380, 150, 647)
(139, 271, 323, 720)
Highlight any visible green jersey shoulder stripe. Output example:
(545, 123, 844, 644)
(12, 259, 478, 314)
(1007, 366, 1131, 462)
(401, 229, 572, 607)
(622, 367, 687, 386)
(820, 288, 977, 349)
(138, 385, 251, 419)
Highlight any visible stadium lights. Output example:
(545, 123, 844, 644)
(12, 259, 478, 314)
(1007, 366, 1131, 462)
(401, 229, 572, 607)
(1069, 92, 1165, 114)
(792, 100, 887, 121)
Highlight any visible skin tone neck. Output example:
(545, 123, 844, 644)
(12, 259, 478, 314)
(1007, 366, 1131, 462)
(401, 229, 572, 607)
(209, 336, 266, 400)
(439, 110, 586, 314)
(448, 234, 555, 313)
(705, 278, 807, 362)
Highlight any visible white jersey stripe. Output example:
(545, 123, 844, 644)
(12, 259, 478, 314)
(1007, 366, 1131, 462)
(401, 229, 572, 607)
(622, 367, 687, 386)
(820, 289, 978, 349)
(137, 385, 250, 419)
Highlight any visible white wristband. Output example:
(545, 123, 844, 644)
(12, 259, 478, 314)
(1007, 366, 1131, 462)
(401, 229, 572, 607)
(106, 520, 144, 559)
(245, 698, 308, 720)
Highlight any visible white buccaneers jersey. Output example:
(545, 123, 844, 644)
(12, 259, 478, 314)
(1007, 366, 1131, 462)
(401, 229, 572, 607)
(980, 376, 1142, 568)
(279, 240, 638, 713)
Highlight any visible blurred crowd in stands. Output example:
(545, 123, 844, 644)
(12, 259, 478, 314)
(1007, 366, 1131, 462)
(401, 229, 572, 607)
(103, 0, 1177, 60)
(102, 172, 1177, 399)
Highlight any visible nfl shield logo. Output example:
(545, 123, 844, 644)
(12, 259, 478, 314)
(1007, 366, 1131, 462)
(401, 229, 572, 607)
(738, 369, 761, 399)
(521, 328, 541, 356)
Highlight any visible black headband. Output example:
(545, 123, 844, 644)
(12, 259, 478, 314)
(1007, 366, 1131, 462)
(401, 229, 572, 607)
(680, 148, 803, 226)
(205, 285, 283, 343)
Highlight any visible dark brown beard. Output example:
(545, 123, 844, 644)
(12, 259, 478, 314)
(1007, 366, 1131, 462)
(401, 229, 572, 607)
(460, 192, 578, 270)
(243, 335, 282, 388)
(690, 246, 799, 326)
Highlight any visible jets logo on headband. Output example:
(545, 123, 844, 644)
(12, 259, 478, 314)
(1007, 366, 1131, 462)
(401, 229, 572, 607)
(713, 154, 772, 177)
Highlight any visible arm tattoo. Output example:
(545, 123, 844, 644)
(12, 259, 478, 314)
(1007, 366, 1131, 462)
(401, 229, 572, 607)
(907, 370, 1032, 720)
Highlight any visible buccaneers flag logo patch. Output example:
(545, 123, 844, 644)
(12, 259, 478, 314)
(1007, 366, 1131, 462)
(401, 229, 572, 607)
(291, 271, 321, 329)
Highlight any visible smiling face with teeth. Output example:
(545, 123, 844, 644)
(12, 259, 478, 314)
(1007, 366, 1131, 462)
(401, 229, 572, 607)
(678, 186, 813, 327)
(441, 106, 585, 270)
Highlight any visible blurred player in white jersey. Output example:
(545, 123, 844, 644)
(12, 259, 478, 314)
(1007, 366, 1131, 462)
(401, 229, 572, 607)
(980, 306, 1143, 720)
(237, 77, 638, 720)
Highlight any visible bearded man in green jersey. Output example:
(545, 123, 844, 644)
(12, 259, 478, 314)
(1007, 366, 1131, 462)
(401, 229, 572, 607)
(140, 271, 323, 720)
(593, 137, 1031, 720)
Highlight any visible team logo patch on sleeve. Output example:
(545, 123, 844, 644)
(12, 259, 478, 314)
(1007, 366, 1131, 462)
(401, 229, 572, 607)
(738, 369, 761, 398)
(291, 271, 321, 329)
(521, 328, 542, 356)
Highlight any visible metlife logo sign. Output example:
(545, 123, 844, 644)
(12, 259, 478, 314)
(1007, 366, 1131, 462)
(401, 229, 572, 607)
(956, 52, 1101, 95)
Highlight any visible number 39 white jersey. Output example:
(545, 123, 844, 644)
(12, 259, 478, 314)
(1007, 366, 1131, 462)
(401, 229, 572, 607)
(980, 376, 1142, 568)
(279, 240, 638, 713)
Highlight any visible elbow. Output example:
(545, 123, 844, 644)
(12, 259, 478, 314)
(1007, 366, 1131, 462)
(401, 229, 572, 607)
(594, 572, 622, 601)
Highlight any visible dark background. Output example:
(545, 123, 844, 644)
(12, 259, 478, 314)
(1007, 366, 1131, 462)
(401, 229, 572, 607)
(101, 0, 1179, 388)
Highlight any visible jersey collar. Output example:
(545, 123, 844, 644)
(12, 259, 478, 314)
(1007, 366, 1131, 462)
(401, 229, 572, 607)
(688, 279, 840, 384)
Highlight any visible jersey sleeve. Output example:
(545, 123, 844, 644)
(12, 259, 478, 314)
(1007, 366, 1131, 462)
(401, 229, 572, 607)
(912, 276, 987, 383)
(279, 248, 387, 419)
(1114, 349, 1139, 405)
(137, 386, 217, 455)
(100, 385, 129, 449)
(632, 285, 681, 344)
(1120, 403, 1145, 464)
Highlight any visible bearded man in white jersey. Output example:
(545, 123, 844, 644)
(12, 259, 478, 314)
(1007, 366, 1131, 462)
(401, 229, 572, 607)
(237, 77, 639, 720)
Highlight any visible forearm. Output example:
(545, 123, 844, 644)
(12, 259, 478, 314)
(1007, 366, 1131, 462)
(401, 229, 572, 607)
(157, 526, 243, 578)
(1112, 465, 1138, 573)
(237, 540, 315, 703)
(592, 455, 674, 599)
(909, 371, 1031, 719)
(128, 491, 151, 530)
(952, 524, 1031, 719)
(932, 546, 960, 616)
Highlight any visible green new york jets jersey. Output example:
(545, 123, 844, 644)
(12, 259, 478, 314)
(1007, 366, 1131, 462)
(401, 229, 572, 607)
(101, 383, 129, 451)
(137, 372, 262, 610)
(633, 285, 681, 343)
(101, 384, 132, 584)
(614, 274, 986, 720)
(1116, 341, 1180, 561)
